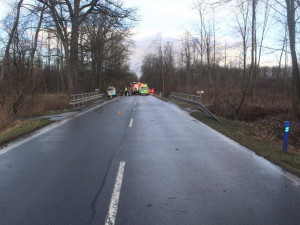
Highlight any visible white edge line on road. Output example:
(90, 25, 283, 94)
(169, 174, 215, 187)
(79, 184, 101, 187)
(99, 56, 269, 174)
(129, 118, 133, 127)
(105, 161, 126, 225)
(155, 96, 300, 186)
(198, 119, 300, 186)
(0, 98, 118, 156)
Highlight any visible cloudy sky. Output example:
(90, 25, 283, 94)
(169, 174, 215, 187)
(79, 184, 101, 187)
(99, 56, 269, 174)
(0, 0, 284, 75)
(0, 0, 201, 75)
(122, 0, 202, 74)
(122, 0, 284, 76)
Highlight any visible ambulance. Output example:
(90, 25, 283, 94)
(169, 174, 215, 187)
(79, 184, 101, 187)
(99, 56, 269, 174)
(140, 84, 150, 95)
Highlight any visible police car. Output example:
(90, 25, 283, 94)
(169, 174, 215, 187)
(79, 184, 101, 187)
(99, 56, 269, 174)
(107, 87, 117, 97)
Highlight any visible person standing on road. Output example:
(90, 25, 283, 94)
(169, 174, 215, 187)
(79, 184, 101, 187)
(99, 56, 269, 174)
(124, 87, 128, 96)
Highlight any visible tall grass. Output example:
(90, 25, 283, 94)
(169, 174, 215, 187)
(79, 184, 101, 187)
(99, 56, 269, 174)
(0, 93, 71, 132)
(0, 107, 10, 131)
(15, 94, 70, 117)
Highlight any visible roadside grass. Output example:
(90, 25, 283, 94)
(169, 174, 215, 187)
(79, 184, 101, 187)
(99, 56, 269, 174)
(15, 94, 71, 118)
(158, 96, 300, 177)
(0, 93, 103, 146)
(43, 109, 70, 115)
(0, 118, 53, 147)
(0, 93, 70, 146)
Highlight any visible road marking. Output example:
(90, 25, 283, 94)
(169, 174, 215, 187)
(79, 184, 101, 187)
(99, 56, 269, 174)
(129, 119, 133, 127)
(0, 99, 118, 156)
(105, 161, 126, 225)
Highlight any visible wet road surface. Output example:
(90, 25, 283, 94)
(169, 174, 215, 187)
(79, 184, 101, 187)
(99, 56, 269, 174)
(0, 95, 300, 225)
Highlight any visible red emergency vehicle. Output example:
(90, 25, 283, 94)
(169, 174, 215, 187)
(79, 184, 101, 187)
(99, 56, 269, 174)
(131, 82, 140, 95)
(150, 88, 155, 95)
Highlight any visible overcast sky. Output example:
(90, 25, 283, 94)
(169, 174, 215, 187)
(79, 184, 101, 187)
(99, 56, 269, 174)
(122, 0, 201, 75)
(0, 0, 285, 76)
(122, 0, 285, 76)
(0, 0, 200, 75)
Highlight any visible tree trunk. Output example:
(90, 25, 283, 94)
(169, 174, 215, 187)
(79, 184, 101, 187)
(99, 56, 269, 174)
(28, 5, 45, 92)
(283, 45, 288, 99)
(272, 33, 286, 104)
(241, 36, 247, 89)
(286, 0, 300, 119)
(272, 44, 285, 104)
(63, 40, 72, 93)
(251, 32, 257, 103)
(236, 0, 256, 118)
(69, 3, 80, 92)
(11, 5, 45, 114)
(0, 0, 23, 81)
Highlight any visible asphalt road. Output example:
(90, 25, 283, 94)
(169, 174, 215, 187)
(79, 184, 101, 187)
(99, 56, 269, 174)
(0, 95, 300, 225)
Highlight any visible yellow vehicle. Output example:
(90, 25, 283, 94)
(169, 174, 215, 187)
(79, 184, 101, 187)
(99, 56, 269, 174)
(140, 84, 149, 95)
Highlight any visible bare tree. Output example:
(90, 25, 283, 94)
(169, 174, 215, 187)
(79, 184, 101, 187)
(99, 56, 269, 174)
(11, 3, 46, 114)
(236, 0, 257, 118)
(37, 0, 135, 92)
(272, 27, 287, 104)
(82, 10, 135, 90)
(0, 0, 24, 81)
(251, 0, 271, 103)
(234, 0, 250, 89)
(163, 42, 175, 87)
(285, 0, 300, 119)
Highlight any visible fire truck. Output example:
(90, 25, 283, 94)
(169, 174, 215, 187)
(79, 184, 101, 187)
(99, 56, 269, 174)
(129, 82, 151, 95)
(131, 82, 140, 95)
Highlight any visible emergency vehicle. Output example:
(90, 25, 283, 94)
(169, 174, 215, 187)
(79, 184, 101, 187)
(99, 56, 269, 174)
(140, 84, 150, 95)
(107, 87, 117, 97)
(130, 82, 139, 95)
(150, 88, 155, 95)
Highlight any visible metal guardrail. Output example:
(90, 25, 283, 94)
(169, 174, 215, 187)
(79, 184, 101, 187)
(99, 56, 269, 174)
(70, 91, 103, 108)
(170, 92, 221, 123)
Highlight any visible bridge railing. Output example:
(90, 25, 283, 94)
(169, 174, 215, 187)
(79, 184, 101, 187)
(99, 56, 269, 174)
(170, 92, 201, 103)
(170, 92, 220, 123)
(70, 91, 103, 108)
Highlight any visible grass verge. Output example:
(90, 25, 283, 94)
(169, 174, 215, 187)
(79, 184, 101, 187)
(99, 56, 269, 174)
(43, 109, 71, 115)
(160, 96, 300, 178)
(0, 118, 53, 146)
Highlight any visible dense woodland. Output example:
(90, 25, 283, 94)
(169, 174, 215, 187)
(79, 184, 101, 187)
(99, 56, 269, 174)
(140, 0, 300, 120)
(0, 0, 137, 120)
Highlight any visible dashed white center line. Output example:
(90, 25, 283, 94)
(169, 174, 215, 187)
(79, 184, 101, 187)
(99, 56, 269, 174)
(129, 119, 133, 127)
(105, 161, 126, 225)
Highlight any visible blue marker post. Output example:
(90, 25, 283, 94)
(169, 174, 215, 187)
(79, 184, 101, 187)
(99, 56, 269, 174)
(283, 121, 290, 153)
